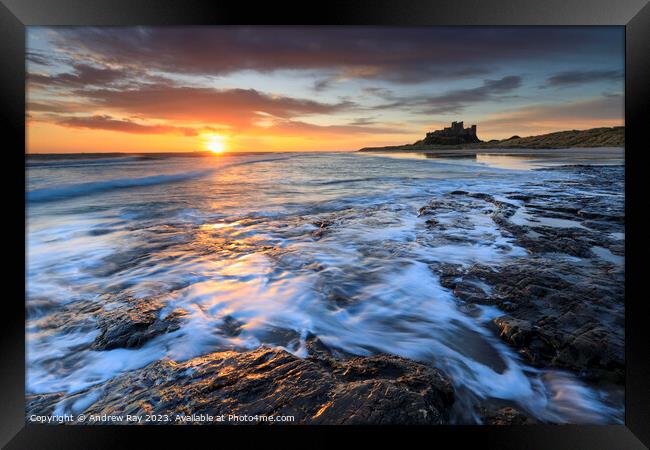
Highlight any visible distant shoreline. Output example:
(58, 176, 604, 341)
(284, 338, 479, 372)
(25, 151, 351, 158)
(358, 126, 624, 154)
(358, 147, 624, 159)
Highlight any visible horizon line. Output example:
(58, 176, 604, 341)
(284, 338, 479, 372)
(25, 124, 625, 155)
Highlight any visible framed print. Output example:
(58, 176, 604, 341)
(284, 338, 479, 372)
(1, 0, 649, 448)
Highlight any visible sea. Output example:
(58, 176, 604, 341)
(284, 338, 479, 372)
(26, 150, 625, 424)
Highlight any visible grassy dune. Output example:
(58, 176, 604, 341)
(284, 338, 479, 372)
(359, 126, 624, 152)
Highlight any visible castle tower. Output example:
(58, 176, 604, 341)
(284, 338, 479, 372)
(422, 120, 481, 144)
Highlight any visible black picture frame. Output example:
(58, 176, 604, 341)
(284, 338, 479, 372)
(2, 0, 649, 448)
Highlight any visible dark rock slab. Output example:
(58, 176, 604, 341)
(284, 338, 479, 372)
(27, 347, 455, 425)
(26, 393, 65, 417)
(431, 257, 624, 383)
(481, 406, 537, 425)
(92, 298, 186, 350)
(218, 315, 244, 337)
(424, 165, 624, 384)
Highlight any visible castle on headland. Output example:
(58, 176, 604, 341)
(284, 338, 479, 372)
(421, 121, 481, 145)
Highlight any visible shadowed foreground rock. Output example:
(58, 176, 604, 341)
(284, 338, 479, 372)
(481, 406, 537, 425)
(91, 298, 186, 350)
(427, 165, 624, 384)
(433, 258, 624, 383)
(27, 347, 455, 425)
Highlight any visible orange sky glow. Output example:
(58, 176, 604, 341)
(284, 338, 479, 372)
(26, 27, 624, 153)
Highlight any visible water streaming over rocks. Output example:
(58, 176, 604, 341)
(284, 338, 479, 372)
(26, 151, 624, 424)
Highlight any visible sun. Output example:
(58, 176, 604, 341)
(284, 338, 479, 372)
(205, 135, 227, 154)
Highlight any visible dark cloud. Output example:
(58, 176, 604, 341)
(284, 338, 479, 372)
(54, 113, 406, 138)
(267, 119, 410, 136)
(72, 84, 355, 125)
(422, 76, 522, 114)
(313, 78, 333, 91)
(26, 51, 52, 67)
(27, 101, 75, 113)
(481, 94, 623, 129)
(371, 76, 522, 114)
(543, 69, 622, 87)
(56, 114, 202, 136)
(28, 63, 128, 88)
(375, 66, 491, 84)
(348, 117, 379, 126)
(43, 27, 623, 84)
(362, 87, 399, 101)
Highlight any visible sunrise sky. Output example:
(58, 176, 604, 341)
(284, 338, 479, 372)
(26, 27, 624, 153)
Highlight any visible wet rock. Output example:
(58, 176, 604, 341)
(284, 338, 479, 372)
(482, 406, 536, 425)
(425, 166, 624, 385)
(494, 317, 558, 365)
(451, 191, 518, 218)
(436, 259, 624, 382)
(219, 315, 244, 337)
(496, 220, 599, 258)
(430, 262, 464, 290)
(507, 194, 533, 202)
(255, 327, 301, 350)
(453, 280, 491, 304)
(92, 299, 186, 350)
(26, 393, 65, 417)
(425, 218, 439, 228)
(552, 324, 624, 381)
(305, 333, 358, 361)
(312, 219, 334, 239)
(29, 300, 102, 334)
(27, 347, 455, 425)
(418, 198, 467, 216)
(305, 333, 334, 359)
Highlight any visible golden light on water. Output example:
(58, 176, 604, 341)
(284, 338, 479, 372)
(205, 135, 227, 154)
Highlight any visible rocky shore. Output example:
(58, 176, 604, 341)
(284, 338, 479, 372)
(427, 165, 624, 383)
(27, 340, 456, 425)
(359, 126, 624, 152)
(26, 164, 624, 425)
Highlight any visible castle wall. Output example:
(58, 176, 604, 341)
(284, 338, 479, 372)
(423, 121, 480, 144)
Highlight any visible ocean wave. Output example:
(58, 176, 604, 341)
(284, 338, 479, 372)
(27, 155, 296, 204)
(27, 170, 215, 203)
(27, 157, 148, 169)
